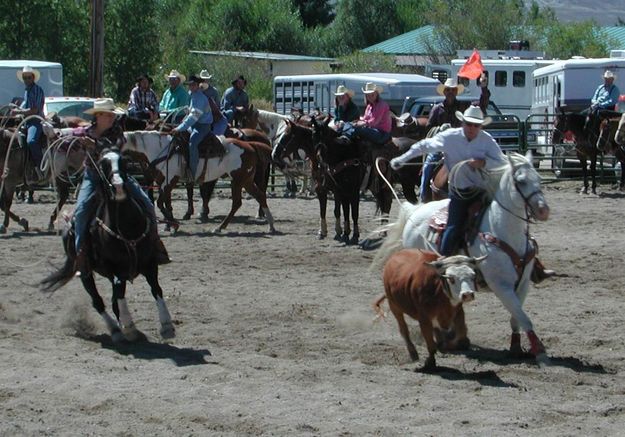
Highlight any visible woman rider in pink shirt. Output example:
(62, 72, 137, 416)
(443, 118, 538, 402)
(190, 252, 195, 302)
(352, 82, 392, 145)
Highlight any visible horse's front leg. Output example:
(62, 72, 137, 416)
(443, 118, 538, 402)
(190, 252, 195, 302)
(80, 273, 123, 342)
(333, 195, 343, 241)
(111, 276, 142, 342)
(578, 153, 589, 194)
(340, 198, 351, 243)
(48, 179, 69, 231)
(143, 263, 175, 339)
(317, 187, 328, 239)
(590, 154, 598, 195)
(348, 186, 360, 245)
(182, 182, 194, 220)
(0, 189, 28, 233)
(199, 180, 217, 223)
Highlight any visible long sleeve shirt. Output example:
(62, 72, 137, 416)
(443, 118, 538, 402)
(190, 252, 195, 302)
(591, 83, 620, 109)
(176, 90, 212, 131)
(427, 87, 490, 130)
(334, 99, 360, 122)
(361, 99, 392, 133)
(401, 127, 507, 189)
(221, 87, 249, 111)
(160, 85, 190, 112)
(128, 86, 159, 113)
(21, 83, 45, 117)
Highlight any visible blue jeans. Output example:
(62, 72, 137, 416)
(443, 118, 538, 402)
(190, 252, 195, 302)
(223, 109, 235, 123)
(212, 116, 228, 136)
(440, 189, 480, 256)
(420, 152, 443, 201)
(26, 122, 43, 167)
(189, 123, 212, 176)
(353, 126, 391, 144)
(74, 169, 156, 252)
(128, 108, 151, 120)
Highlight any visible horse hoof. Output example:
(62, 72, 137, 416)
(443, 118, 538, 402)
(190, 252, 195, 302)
(111, 330, 125, 343)
(333, 233, 342, 241)
(212, 227, 222, 234)
(47, 222, 55, 232)
(580, 188, 589, 195)
(160, 323, 176, 339)
(0, 224, 6, 234)
(317, 231, 326, 240)
(535, 352, 551, 368)
(198, 214, 209, 224)
(18, 218, 29, 232)
(348, 235, 360, 246)
(182, 212, 192, 220)
(268, 226, 277, 234)
(122, 327, 144, 342)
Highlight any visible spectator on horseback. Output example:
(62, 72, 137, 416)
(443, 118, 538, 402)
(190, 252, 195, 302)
(420, 75, 491, 201)
(171, 75, 213, 179)
(127, 73, 159, 121)
(349, 82, 392, 145)
(221, 75, 249, 125)
(69, 98, 170, 272)
(590, 70, 620, 112)
(11, 66, 45, 181)
(199, 69, 228, 136)
(390, 106, 506, 256)
(159, 70, 189, 122)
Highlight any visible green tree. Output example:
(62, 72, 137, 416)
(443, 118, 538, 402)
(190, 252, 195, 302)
(292, 0, 334, 28)
(543, 22, 611, 59)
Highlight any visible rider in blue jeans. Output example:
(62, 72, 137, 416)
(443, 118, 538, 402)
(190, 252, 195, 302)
(70, 98, 170, 273)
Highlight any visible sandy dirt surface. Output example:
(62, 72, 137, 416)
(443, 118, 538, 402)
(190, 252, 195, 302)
(1, 179, 625, 436)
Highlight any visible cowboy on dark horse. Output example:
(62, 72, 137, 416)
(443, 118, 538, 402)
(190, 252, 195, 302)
(68, 98, 170, 273)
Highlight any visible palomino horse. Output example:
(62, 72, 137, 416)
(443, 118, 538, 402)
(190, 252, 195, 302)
(310, 117, 363, 244)
(553, 110, 625, 194)
(372, 152, 551, 364)
(123, 131, 276, 233)
(41, 148, 175, 342)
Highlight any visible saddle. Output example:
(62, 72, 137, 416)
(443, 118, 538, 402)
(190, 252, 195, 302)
(173, 132, 227, 161)
(425, 197, 487, 251)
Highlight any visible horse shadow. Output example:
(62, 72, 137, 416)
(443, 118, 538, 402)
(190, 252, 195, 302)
(598, 191, 625, 199)
(456, 345, 610, 374)
(85, 334, 215, 367)
(415, 366, 518, 388)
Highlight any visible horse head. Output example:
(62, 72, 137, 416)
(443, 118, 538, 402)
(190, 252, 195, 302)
(505, 151, 550, 222)
(272, 119, 312, 172)
(97, 147, 128, 202)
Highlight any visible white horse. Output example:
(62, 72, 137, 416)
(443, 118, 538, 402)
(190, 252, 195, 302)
(123, 131, 275, 233)
(373, 152, 551, 363)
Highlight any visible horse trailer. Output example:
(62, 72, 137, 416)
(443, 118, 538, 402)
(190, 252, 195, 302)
(273, 73, 440, 115)
(0, 60, 63, 106)
(531, 57, 625, 116)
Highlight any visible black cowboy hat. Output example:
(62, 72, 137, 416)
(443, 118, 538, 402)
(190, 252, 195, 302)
(232, 75, 247, 85)
(185, 75, 205, 85)
(135, 73, 153, 84)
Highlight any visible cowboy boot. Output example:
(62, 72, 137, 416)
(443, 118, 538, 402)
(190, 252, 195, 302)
(531, 257, 555, 284)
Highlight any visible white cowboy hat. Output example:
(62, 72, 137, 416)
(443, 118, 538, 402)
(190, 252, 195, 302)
(17, 65, 40, 83)
(455, 105, 492, 126)
(362, 82, 383, 94)
(83, 98, 126, 116)
(436, 78, 465, 96)
(334, 85, 355, 97)
(165, 69, 186, 83)
(199, 69, 213, 80)
(604, 70, 616, 79)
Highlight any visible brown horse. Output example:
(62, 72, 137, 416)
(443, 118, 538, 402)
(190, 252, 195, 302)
(597, 114, 625, 190)
(553, 110, 625, 194)
(0, 129, 30, 233)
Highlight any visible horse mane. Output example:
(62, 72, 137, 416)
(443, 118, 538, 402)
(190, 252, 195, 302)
(258, 110, 289, 126)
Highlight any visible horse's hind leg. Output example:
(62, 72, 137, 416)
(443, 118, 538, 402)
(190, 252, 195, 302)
(214, 181, 244, 233)
(333, 197, 343, 241)
(48, 180, 69, 231)
(111, 277, 142, 342)
(341, 199, 351, 244)
(80, 274, 123, 342)
(144, 263, 175, 339)
(198, 180, 217, 223)
(242, 179, 276, 233)
(0, 190, 28, 233)
(590, 155, 598, 194)
(348, 181, 360, 245)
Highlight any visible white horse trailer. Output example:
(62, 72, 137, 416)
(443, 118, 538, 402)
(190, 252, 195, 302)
(531, 57, 625, 116)
(0, 60, 63, 105)
(273, 73, 440, 115)
(450, 59, 555, 120)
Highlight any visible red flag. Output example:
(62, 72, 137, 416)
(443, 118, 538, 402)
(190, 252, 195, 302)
(458, 49, 484, 80)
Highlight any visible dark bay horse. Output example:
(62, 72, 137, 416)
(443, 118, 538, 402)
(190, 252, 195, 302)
(41, 148, 175, 342)
(553, 110, 625, 194)
(597, 114, 625, 190)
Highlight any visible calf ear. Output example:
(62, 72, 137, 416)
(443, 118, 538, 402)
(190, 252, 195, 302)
(425, 260, 445, 272)
(469, 255, 488, 265)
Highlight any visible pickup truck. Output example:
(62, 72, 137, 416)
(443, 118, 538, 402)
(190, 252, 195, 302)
(400, 95, 524, 151)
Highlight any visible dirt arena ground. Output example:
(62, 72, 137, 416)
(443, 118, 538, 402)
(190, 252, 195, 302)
(1, 179, 625, 436)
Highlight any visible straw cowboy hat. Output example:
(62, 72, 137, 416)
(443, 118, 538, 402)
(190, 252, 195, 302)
(334, 85, 355, 97)
(17, 65, 40, 82)
(84, 98, 126, 116)
(362, 82, 383, 94)
(436, 78, 465, 96)
(455, 105, 492, 126)
(184, 75, 205, 85)
(604, 70, 616, 79)
(199, 70, 213, 80)
(165, 70, 186, 83)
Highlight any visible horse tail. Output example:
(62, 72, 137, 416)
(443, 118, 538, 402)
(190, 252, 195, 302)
(372, 293, 387, 321)
(40, 231, 76, 293)
(369, 202, 413, 273)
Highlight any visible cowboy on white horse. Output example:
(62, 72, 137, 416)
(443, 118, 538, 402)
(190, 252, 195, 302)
(391, 106, 506, 255)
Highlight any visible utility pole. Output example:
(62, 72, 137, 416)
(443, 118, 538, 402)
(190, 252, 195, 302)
(89, 0, 104, 97)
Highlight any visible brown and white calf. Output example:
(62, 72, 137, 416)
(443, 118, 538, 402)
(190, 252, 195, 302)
(373, 250, 485, 370)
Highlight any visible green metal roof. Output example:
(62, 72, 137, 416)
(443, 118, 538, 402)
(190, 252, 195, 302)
(362, 25, 449, 55)
(363, 25, 625, 55)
